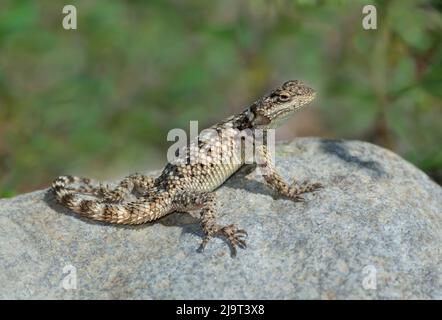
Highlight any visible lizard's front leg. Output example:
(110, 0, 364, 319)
(256, 144, 323, 201)
(173, 191, 247, 256)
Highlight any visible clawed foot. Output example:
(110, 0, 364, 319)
(301, 181, 323, 192)
(198, 224, 248, 257)
(286, 181, 323, 202)
(219, 224, 248, 257)
(292, 195, 306, 202)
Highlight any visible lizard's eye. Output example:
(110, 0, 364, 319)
(278, 92, 291, 102)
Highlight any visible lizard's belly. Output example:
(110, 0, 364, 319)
(193, 162, 242, 192)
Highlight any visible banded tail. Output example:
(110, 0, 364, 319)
(52, 175, 170, 224)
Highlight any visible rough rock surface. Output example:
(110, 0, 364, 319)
(0, 138, 441, 299)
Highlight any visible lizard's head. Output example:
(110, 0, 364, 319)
(245, 80, 316, 129)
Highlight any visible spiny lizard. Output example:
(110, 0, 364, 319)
(52, 80, 322, 256)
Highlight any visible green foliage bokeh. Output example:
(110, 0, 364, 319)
(0, 0, 441, 196)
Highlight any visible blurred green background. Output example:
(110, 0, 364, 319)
(0, 0, 441, 197)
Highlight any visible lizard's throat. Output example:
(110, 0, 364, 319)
(265, 110, 296, 128)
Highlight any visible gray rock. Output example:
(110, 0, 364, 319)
(0, 138, 441, 299)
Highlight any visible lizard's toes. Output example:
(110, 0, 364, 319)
(299, 181, 323, 192)
(219, 224, 248, 257)
(293, 195, 305, 202)
(197, 237, 210, 253)
(311, 182, 324, 190)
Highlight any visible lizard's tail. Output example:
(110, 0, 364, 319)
(52, 175, 167, 225)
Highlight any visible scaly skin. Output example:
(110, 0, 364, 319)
(52, 80, 323, 256)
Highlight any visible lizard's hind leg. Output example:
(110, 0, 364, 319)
(174, 191, 247, 257)
(98, 173, 156, 203)
(53, 173, 156, 205)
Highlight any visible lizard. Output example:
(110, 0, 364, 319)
(52, 80, 322, 256)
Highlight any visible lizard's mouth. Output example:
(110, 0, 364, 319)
(269, 97, 314, 125)
(264, 108, 295, 128)
(272, 108, 293, 118)
(271, 102, 304, 119)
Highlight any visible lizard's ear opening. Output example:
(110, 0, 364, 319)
(252, 113, 271, 126)
(246, 104, 257, 122)
(247, 104, 271, 126)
